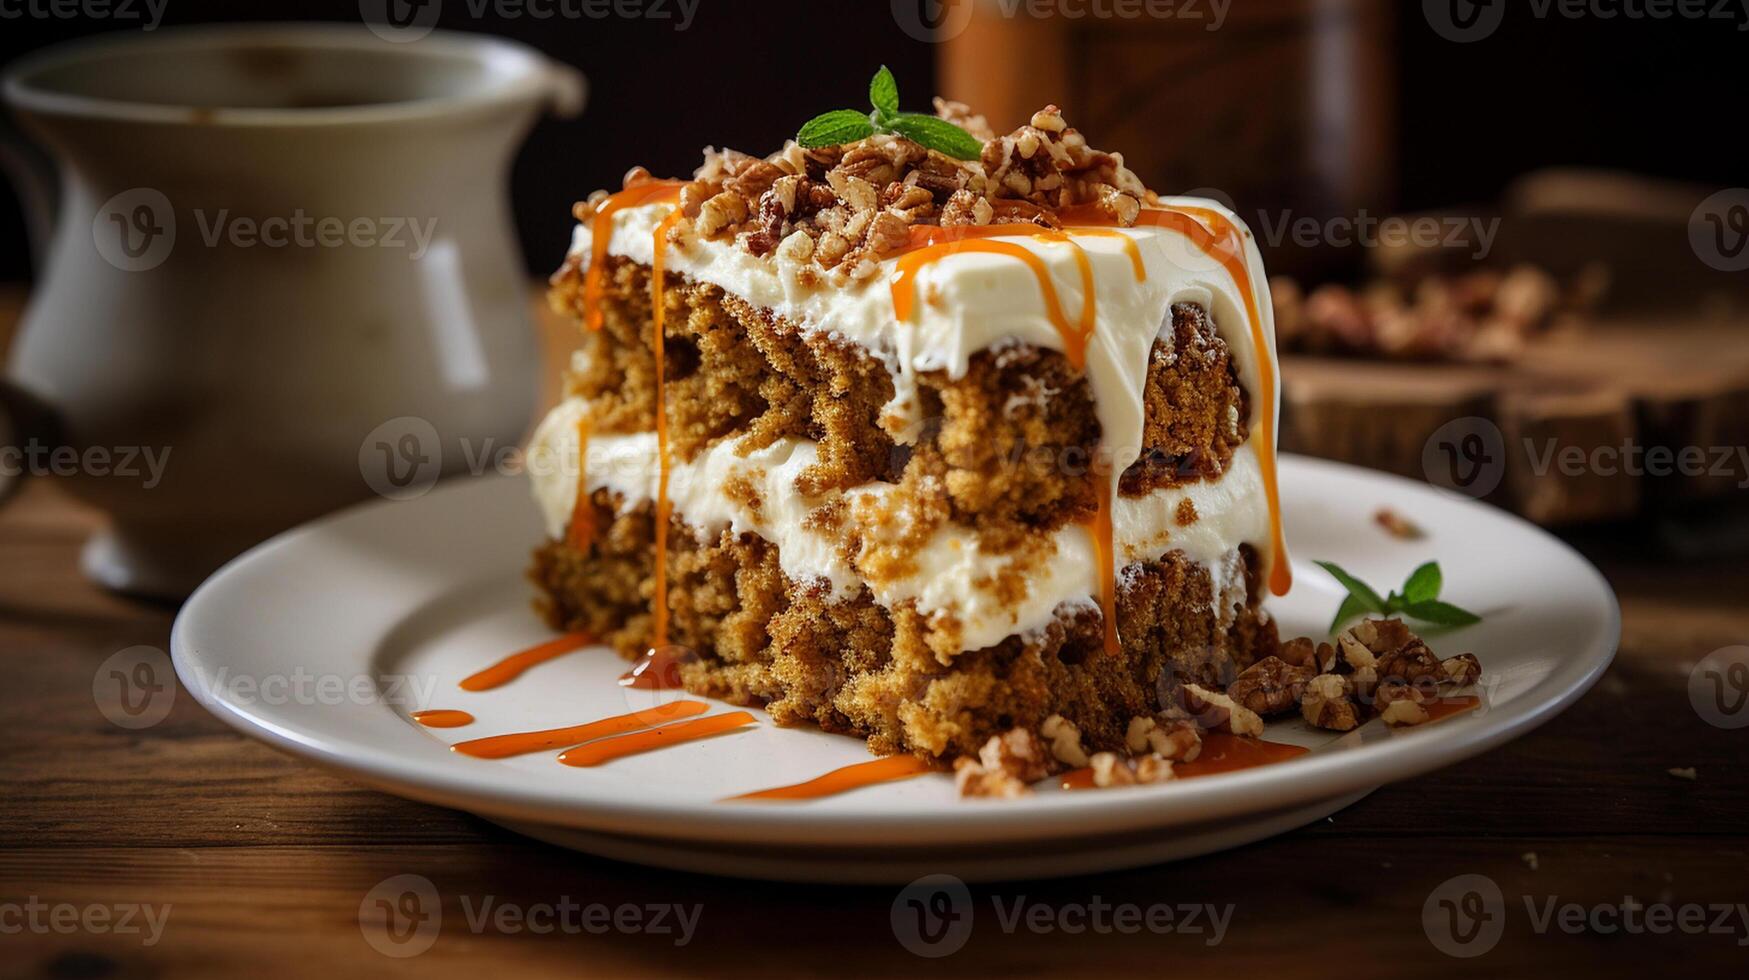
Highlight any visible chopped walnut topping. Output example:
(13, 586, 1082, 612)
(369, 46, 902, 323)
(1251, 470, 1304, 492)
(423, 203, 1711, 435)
(1124, 715, 1202, 761)
(1379, 698, 1431, 726)
(1277, 636, 1327, 672)
(695, 190, 748, 239)
(1227, 656, 1315, 717)
(1292, 618, 1484, 731)
(1442, 653, 1482, 686)
(953, 727, 1050, 798)
(1374, 507, 1425, 540)
(1040, 714, 1090, 768)
(575, 98, 1160, 281)
(1180, 683, 1265, 738)
(1090, 751, 1176, 787)
(1301, 673, 1361, 731)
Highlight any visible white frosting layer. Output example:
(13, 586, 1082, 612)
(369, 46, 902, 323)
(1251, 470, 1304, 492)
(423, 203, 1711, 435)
(526, 400, 1269, 653)
(536, 194, 1280, 653)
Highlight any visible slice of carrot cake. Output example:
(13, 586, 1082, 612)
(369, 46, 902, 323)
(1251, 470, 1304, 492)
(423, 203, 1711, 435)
(526, 74, 1291, 760)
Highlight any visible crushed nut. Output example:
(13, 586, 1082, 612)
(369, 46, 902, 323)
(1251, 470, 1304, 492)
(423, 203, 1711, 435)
(1180, 683, 1265, 737)
(1441, 653, 1482, 686)
(1226, 656, 1315, 717)
(1300, 673, 1360, 731)
(1379, 698, 1431, 726)
(1374, 507, 1424, 540)
(694, 190, 748, 238)
(1039, 714, 1089, 768)
(952, 727, 1051, 798)
(1090, 751, 1175, 787)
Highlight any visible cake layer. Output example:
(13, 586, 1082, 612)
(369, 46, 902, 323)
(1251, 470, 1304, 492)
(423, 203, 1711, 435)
(567, 193, 1278, 485)
(551, 261, 1250, 511)
(530, 501, 1277, 758)
(529, 399, 1270, 654)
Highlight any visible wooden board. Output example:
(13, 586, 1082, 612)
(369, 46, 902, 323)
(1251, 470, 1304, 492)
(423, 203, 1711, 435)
(1281, 317, 1749, 525)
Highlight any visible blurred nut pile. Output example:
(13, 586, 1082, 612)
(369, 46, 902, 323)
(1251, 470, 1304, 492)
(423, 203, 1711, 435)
(1271, 264, 1608, 363)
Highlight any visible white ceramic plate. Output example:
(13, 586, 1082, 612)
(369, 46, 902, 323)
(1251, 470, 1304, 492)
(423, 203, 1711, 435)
(171, 455, 1618, 881)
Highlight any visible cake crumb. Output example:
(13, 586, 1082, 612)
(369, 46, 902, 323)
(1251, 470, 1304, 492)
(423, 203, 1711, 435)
(1373, 507, 1424, 539)
(1522, 852, 1539, 871)
(1668, 767, 1698, 781)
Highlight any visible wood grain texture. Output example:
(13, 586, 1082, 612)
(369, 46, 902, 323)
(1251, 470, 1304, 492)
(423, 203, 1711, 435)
(1282, 319, 1749, 525)
(3, 289, 1748, 975)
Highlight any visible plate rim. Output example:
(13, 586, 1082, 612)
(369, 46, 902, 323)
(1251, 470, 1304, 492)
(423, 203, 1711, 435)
(170, 454, 1620, 847)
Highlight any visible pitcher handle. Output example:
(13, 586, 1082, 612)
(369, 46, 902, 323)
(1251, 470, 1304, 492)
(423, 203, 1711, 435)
(542, 61, 587, 120)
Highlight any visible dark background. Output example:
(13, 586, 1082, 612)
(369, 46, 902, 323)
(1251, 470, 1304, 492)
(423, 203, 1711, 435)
(0, 0, 1742, 283)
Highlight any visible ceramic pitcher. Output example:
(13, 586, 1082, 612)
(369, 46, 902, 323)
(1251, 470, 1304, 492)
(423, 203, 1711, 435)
(0, 24, 583, 598)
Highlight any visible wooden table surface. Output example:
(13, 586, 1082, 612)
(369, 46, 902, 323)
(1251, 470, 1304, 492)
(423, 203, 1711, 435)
(4, 287, 1748, 977)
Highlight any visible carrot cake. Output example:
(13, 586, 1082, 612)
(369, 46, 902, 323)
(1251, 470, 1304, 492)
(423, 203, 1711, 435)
(526, 84, 1291, 761)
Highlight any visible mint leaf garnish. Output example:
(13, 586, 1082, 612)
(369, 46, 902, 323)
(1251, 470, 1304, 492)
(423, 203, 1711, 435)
(1317, 559, 1481, 634)
(795, 68, 983, 158)
(888, 113, 983, 160)
(869, 65, 899, 120)
(1401, 561, 1442, 605)
(1399, 600, 1482, 628)
(797, 109, 875, 149)
(1329, 593, 1371, 636)
(1314, 561, 1386, 614)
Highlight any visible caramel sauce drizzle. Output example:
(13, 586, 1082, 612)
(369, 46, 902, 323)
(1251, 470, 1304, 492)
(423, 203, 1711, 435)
(648, 207, 687, 648)
(725, 755, 933, 802)
(581, 180, 686, 332)
(458, 632, 593, 692)
(450, 701, 710, 759)
(565, 413, 595, 552)
(1409, 695, 1481, 726)
(1123, 205, 1291, 596)
(1173, 732, 1309, 778)
(557, 710, 757, 767)
(891, 223, 1096, 368)
(619, 645, 691, 690)
(410, 709, 475, 729)
(1057, 733, 1308, 790)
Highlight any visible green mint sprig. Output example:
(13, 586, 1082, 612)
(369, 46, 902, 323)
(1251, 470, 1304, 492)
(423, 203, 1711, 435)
(1316, 560, 1482, 635)
(796, 66, 983, 160)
